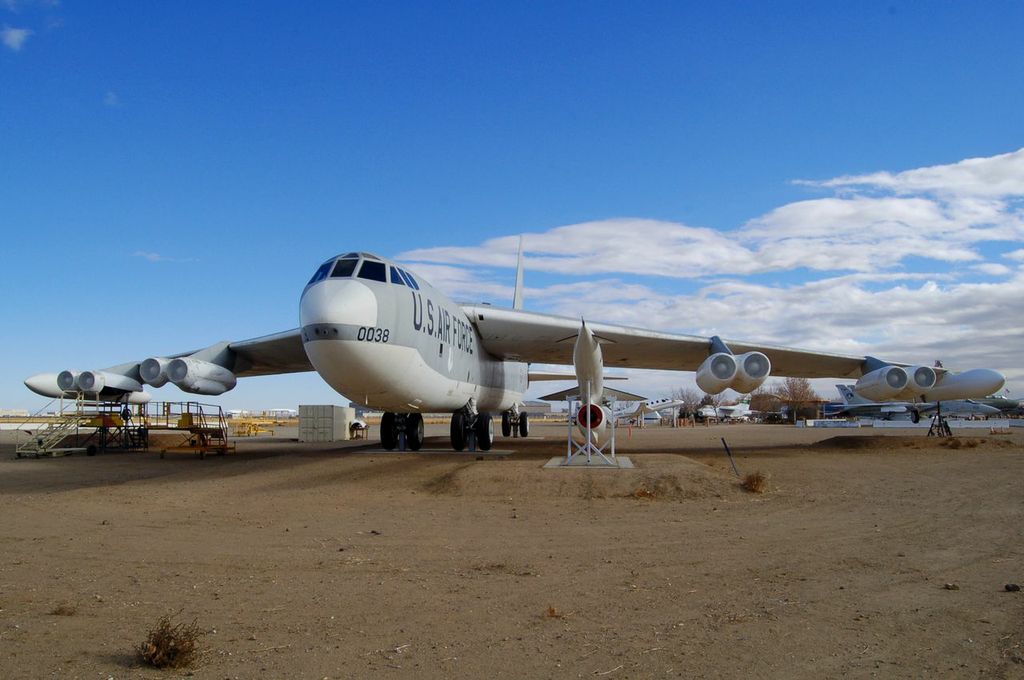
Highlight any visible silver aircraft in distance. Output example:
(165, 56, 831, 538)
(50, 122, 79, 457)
(24, 245, 1006, 451)
(832, 385, 1002, 422)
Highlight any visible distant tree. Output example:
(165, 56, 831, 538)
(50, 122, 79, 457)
(699, 392, 723, 408)
(773, 377, 820, 422)
(749, 386, 781, 414)
(670, 387, 703, 412)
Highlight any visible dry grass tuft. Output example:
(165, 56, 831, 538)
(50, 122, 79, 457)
(741, 471, 767, 494)
(632, 486, 656, 499)
(545, 605, 563, 619)
(138, 615, 202, 669)
(49, 603, 77, 616)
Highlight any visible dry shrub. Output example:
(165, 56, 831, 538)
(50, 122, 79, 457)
(941, 438, 979, 450)
(49, 603, 77, 616)
(741, 471, 767, 494)
(632, 486, 655, 499)
(138, 615, 202, 669)
(545, 605, 563, 619)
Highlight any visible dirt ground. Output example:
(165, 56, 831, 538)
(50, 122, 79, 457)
(1, 422, 1022, 679)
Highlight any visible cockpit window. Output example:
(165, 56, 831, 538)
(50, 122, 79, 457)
(331, 259, 358, 278)
(390, 266, 406, 286)
(307, 262, 332, 286)
(357, 260, 387, 282)
(399, 269, 420, 290)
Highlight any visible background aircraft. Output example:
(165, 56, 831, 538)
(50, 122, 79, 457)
(24, 247, 1006, 451)
(715, 396, 753, 421)
(830, 385, 1001, 422)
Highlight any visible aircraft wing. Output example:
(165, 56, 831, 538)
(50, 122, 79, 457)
(465, 305, 868, 378)
(24, 328, 313, 402)
(538, 386, 648, 402)
(229, 329, 314, 377)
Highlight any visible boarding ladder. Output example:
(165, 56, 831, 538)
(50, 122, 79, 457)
(15, 398, 91, 458)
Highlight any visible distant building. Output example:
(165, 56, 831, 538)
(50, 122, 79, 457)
(0, 409, 30, 417)
(522, 401, 553, 416)
(262, 408, 298, 418)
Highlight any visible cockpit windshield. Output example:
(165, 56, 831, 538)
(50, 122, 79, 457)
(307, 254, 422, 290)
(356, 260, 387, 282)
(307, 261, 332, 286)
(331, 259, 359, 278)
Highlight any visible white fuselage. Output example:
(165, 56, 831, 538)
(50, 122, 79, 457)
(299, 259, 527, 414)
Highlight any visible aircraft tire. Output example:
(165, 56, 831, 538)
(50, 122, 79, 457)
(381, 412, 398, 450)
(519, 411, 529, 437)
(475, 413, 493, 451)
(501, 412, 512, 437)
(910, 409, 920, 424)
(450, 412, 467, 451)
(407, 413, 424, 451)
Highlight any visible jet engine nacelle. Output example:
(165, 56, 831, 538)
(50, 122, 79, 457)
(695, 353, 737, 395)
(26, 372, 152, 403)
(166, 358, 237, 395)
(921, 368, 1005, 402)
(57, 370, 82, 392)
(77, 370, 143, 394)
(575, 403, 610, 445)
(854, 365, 908, 401)
(730, 352, 772, 394)
(139, 357, 173, 387)
(892, 365, 938, 399)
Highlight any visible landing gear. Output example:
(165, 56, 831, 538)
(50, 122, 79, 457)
(449, 404, 492, 451)
(475, 414, 493, 451)
(450, 412, 467, 451)
(499, 407, 529, 438)
(380, 412, 425, 451)
(407, 413, 424, 451)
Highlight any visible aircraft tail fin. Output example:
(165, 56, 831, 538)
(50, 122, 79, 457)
(512, 236, 525, 310)
(837, 384, 869, 405)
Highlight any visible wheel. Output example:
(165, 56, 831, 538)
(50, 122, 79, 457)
(519, 411, 530, 437)
(407, 413, 424, 451)
(450, 412, 466, 451)
(910, 409, 920, 424)
(86, 444, 97, 456)
(501, 412, 512, 437)
(475, 413, 493, 451)
(381, 412, 398, 450)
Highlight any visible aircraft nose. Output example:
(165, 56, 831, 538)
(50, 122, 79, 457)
(299, 279, 378, 329)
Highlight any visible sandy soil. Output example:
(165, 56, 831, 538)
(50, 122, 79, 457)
(1, 423, 1022, 679)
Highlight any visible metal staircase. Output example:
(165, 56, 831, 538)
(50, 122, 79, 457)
(15, 400, 90, 458)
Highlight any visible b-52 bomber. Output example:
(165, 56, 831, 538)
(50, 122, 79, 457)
(25, 244, 1006, 451)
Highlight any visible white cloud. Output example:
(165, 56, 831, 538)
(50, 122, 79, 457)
(1, 24, 32, 51)
(800, 147, 1024, 198)
(401, 161, 1024, 279)
(132, 251, 196, 263)
(974, 263, 1011, 276)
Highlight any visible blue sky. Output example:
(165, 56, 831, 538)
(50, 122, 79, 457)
(2, 1, 1023, 411)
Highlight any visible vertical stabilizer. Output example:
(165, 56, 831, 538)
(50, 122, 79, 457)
(512, 235, 525, 310)
(837, 384, 869, 405)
